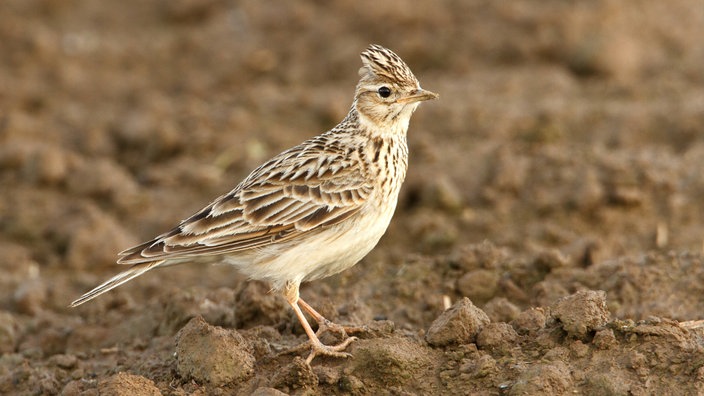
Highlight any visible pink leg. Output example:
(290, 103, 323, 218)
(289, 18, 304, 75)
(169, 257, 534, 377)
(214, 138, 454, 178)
(297, 297, 367, 337)
(283, 282, 357, 364)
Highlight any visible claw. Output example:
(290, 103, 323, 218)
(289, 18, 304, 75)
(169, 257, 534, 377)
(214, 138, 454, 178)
(317, 319, 367, 338)
(305, 336, 358, 364)
(282, 283, 359, 364)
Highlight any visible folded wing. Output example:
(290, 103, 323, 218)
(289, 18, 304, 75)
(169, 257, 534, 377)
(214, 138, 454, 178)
(117, 138, 372, 265)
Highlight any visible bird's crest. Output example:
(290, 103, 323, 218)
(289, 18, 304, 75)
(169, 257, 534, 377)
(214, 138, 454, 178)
(359, 44, 418, 86)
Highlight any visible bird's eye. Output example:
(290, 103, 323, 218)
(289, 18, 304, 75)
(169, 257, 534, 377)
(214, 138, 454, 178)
(377, 86, 392, 98)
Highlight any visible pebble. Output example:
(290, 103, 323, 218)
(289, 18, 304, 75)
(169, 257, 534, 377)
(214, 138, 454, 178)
(48, 354, 77, 370)
(452, 241, 507, 272)
(583, 372, 630, 395)
(252, 387, 289, 396)
(175, 315, 255, 386)
(509, 361, 573, 395)
(532, 249, 569, 272)
(270, 357, 318, 394)
(476, 322, 518, 353)
(511, 308, 547, 335)
(97, 372, 160, 396)
(551, 290, 611, 339)
(592, 328, 617, 350)
(426, 297, 490, 346)
(351, 337, 433, 385)
(456, 269, 499, 304)
(483, 297, 521, 323)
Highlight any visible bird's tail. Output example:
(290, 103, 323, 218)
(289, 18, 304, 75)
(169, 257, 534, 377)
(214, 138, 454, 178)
(69, 261, 164, 307)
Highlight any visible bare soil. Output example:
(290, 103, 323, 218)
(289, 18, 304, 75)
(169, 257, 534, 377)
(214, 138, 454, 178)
(2, 1, 704, 395)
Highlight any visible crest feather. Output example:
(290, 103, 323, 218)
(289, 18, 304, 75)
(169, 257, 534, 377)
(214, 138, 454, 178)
(359, 44, 418, 86)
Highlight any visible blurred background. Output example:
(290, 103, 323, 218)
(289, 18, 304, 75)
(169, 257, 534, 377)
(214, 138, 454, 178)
(1, 0, 704, 393)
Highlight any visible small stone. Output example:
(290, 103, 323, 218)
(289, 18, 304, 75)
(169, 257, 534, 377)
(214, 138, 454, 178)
(453, 241, 507, 272)
(251, 387, 289, 396)
(532, 249, 568, 272)
(176, 315, 255, 386)
(352, 338, 433, 385)
(37, 374, 60, 395)
(60, 379, 84, 396)
(583, 372, 630, 395)
(476, 323, 518, 353)
(270, 357, 318, 394)
(509, 361, 573, 395)
(511, 308, 547, 335)
(459, 354, 497, 378)
(426, 297, 490, 347)
(314, 365, 341, 385)
(483, 298, 521, 323)
(97, 372, 161, 396)
(456, 269, 500, 305)
(358, 320, 395, 338)
(551, 290, 611, 339)
(570, 340, 589, 358)
(592, 328, 617, 350)
(338, 375, 366, 394)
(49, 354, 78, 370)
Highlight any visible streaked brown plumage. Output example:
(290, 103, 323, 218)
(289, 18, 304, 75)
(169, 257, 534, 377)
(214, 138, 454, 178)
(71, 44, 438, 364)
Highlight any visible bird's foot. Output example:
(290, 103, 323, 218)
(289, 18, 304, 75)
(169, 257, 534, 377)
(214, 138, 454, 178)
(305, 336, 357, 365)
(278, 334, 358, 364)
(315, 318, 366, 339)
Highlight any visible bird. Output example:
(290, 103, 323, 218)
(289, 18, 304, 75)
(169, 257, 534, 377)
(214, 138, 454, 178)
(71, 44, 438, 364)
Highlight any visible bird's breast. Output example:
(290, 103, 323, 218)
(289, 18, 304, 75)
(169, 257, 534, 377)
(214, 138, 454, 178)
(366, 135, 409, 203)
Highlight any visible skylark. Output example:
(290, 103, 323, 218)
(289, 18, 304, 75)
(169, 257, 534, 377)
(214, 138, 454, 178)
(71, 44, 438, 364)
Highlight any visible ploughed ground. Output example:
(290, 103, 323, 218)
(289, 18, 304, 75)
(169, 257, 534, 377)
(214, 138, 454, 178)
(2, 1, 704, 394)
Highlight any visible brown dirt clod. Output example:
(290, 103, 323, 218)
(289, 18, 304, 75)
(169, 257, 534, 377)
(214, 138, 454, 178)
(97, 372, 161, 396)
(551, 290, 611, 339)
(270, 356, 319, 395)
(426, 297, 490, 347)
(175, 315, 255, 387)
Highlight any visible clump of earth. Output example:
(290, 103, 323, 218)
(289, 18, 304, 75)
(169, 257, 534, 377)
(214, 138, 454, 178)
(2, 0, 704, 394)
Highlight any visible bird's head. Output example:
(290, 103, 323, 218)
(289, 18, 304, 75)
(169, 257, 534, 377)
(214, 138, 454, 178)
(354, 44, 438, 133)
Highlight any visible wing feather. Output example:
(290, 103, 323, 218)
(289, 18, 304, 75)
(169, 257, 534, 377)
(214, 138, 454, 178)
(116, 135, 373, 265)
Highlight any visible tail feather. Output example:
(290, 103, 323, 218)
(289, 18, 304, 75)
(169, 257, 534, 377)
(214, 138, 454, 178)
(69, 261, 164, 307)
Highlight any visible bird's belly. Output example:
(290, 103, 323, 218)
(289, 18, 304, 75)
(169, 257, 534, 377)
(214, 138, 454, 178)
(225, 202, 397, 290)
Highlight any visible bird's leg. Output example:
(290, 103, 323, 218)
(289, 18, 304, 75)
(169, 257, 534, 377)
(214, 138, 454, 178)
(297, 297, 367, 338)
(283, 281, 357, 364)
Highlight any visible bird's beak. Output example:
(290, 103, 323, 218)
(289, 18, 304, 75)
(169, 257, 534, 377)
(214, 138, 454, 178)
(396, 88, 439, 104)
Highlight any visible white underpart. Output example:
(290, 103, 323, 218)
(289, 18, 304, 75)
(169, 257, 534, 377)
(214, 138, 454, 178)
(224, 195, 398, 290)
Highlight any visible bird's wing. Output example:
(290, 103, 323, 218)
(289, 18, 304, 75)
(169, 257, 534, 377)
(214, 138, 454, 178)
(117, 137, 373, 264)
